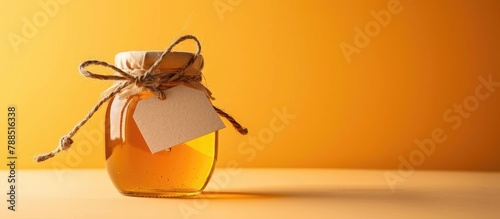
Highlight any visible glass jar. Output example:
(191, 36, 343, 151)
(105, 51, 217, 197)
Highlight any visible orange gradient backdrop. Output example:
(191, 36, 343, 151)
(0, 0, 499, 170)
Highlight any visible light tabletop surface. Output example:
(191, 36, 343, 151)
(0, 168, 499, 219)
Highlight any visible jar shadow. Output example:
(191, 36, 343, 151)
(180, 191, 285, 200)
(175, 187, 431, 202)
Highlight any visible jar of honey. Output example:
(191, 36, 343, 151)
(35, 35, 247, 198)
(105, 51, 217, 197)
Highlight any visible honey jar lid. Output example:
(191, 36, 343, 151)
(115, 51, 204, 75)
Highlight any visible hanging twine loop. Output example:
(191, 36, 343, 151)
(35, 35, 248, 162)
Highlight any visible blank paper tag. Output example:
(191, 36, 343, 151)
(133, 85, 225, 153)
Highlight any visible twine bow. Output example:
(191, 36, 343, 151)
(35, 35, 248, 162)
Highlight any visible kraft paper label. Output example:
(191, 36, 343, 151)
(133, 85, 225, 153)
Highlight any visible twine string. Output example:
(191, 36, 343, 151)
(35, 35, 247, 162)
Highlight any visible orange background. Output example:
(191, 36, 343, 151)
(0, 0, 499, 171)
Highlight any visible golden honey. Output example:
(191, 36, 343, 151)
(105, 91, 217, 197)
(104, 49, 217, 197)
